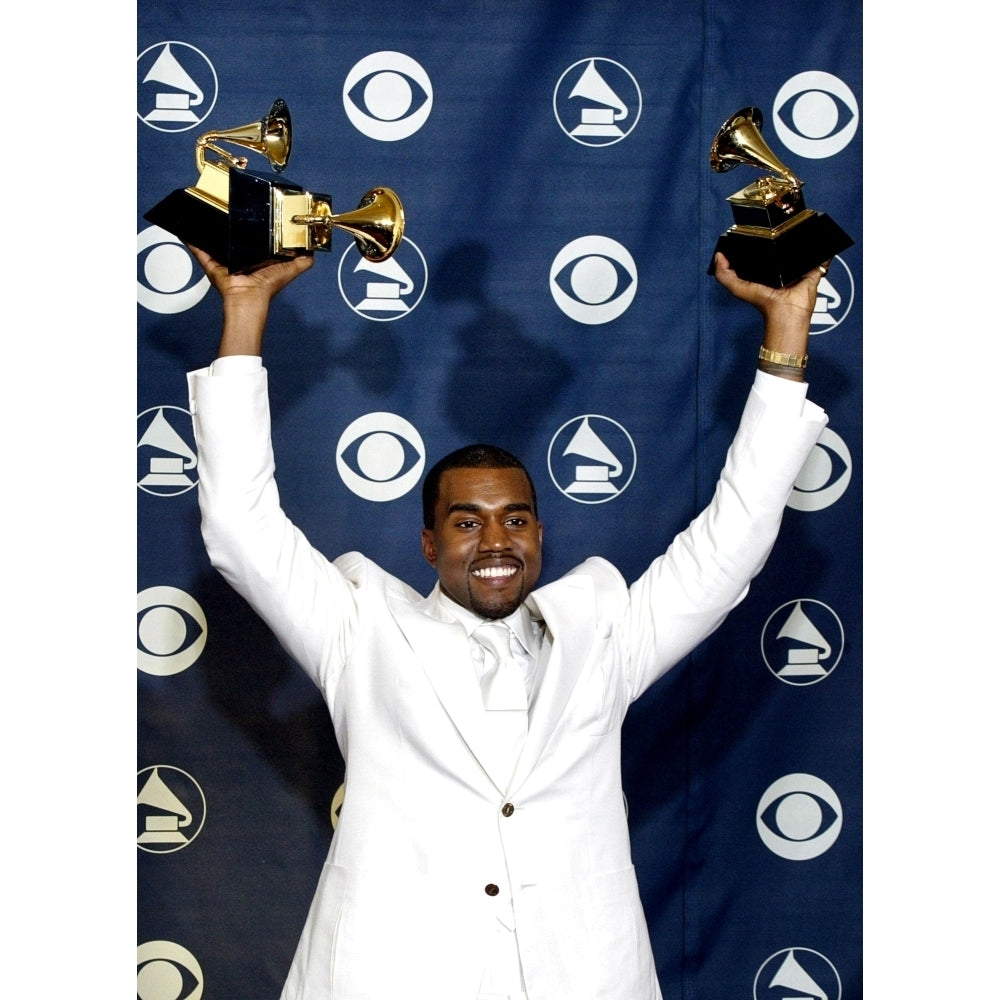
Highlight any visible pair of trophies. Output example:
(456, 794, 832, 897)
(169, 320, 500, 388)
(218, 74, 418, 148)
(144, 99, 850, 287)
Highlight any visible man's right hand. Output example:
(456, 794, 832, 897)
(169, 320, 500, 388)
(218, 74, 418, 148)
(190, 247, 315, 302)
(189, 247, 315, 358)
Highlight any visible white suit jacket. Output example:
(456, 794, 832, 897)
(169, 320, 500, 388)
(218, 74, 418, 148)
(187, 362, 826, 1000)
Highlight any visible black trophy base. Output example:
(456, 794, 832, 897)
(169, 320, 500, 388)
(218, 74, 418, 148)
(143, 170, 323, 274)
(708, 211, 854, 288)
(143, 188, 231, 265)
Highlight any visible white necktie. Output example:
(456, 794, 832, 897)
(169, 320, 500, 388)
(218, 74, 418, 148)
(475, 621, 528, 711)
(473, 622, 527, 786)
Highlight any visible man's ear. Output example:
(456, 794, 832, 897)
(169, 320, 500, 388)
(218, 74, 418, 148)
(421, 528, 437, 566)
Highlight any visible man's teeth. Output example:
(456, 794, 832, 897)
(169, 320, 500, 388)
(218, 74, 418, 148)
(473, 565, 517, 578)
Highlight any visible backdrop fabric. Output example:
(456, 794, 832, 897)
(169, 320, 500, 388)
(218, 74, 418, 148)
(137, 3, 861, 997)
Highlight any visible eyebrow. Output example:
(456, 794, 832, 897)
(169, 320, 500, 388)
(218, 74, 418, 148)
(446, 502, 534, 515)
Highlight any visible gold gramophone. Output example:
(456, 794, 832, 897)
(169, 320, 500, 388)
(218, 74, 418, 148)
(707, 106, 852, 287)
(144, 98, 405, 274)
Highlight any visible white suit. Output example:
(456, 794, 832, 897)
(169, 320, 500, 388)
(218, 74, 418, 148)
(187, 359, 826, 1000)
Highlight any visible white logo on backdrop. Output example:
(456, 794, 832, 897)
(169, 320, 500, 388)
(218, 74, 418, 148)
(761, 599, 844, 686)
(550, 236, 637, 324)
(787, 427, 852, 512)
(135, 226, 211, 316)
(548, 415, 637, 504)
(138, 405, 198, 495)
(137, 765, 207, 854)
(330, 783, 346, 830)
(137, 940, 205, 1000)
(773, 71, 858, 159)
(138, 586, 207, 676)
(553, 58, 642, 146)
(754, 947, 842, 1000)
(809, 255, 854, 335)
(757, 773, 842, 860)
(137, 227, 211, 314)
(137, 41, 218, 132)
(336, 412, 426, 501)
(343, 51, 433, 140)
(338, 236, 427, 320)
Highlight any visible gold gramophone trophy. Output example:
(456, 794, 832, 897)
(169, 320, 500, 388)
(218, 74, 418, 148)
(707, 106, 852, 287)
(144, 98, 405, 274)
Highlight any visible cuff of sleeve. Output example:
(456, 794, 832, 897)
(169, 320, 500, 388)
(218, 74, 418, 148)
(752, 369, 809, 416)
(209, 355, 263, 376)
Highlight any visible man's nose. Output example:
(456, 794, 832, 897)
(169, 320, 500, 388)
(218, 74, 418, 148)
(479, 520, 510, 549)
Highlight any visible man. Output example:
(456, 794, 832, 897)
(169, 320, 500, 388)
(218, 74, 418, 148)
(187, 245, 828, 1000)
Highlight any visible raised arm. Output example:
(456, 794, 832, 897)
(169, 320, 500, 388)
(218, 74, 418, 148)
(623, 256, 829, 699)
(186, 248, 360, 686)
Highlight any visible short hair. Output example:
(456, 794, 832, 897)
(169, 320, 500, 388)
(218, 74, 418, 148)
(422, 444, 537, 529)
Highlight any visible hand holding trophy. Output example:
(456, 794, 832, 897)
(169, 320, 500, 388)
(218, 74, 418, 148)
(707, 106, 852, 287)
(144, 99, 405, 274)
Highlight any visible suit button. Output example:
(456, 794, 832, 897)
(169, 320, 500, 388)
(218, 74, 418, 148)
(485, 884, 500, 896)
(501, 803, 515, 817)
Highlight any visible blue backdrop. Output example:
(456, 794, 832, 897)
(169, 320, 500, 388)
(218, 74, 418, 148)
(138, 3, 861, 997)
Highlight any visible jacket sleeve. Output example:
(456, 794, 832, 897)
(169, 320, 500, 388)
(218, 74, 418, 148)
(186, 361, 360, 691)
(622, 374, 828, 701)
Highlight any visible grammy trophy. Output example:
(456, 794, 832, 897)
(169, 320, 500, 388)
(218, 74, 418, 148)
(707, 106, 852, 288)
(144, 99, 405, 274)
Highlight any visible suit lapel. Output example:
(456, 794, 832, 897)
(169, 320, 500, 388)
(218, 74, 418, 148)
(508, 574, 595, 792)
(387, 588, 514, 791)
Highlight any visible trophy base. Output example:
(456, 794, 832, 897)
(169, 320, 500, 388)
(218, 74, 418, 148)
(143, 188, 231, 265)
(143, 170, 324, 274)
(708, 211, 854, 288)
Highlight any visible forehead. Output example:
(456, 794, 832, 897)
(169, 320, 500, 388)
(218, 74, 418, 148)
(435, 466, 534, 510)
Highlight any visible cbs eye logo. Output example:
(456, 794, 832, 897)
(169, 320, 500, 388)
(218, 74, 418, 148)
(343, 51, 433, 140)
(550, 236, 637, 324)
(757, 773, 842, 860)
(787, 426, 852, 512)
(137, 227, 211, 314)
(137, 587, 207, 676)
(773, 71, 858, 158)
(336, 412, 425, 501)
(137, 940, 204, 1000)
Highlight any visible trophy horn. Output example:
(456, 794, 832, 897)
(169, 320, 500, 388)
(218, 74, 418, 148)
(195, 98, 292, 174)
(709, 106, 800, 191)
(292, 186, 405, 263)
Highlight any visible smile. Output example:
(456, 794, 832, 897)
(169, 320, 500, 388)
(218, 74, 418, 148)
(472, 565, 518, 579)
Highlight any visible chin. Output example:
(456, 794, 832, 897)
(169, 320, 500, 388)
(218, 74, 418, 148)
(469, 591, 522, 621)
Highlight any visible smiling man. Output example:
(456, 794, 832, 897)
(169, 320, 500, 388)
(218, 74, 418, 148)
(186, 246, 828, 1000)
(421, 447, 543, 621)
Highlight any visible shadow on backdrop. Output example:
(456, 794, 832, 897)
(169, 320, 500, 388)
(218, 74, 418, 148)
(434, 241, 574, 454)
(142, 266, 406, 416)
